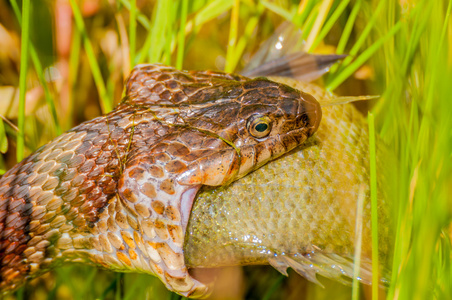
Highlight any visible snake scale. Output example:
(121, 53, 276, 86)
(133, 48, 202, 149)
(0, 64, 322, 298)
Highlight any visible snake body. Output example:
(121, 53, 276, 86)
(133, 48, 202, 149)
(0, 65, 321, 297)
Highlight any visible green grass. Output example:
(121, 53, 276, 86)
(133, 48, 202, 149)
(368, 112, 379, 300)
(1, 0, 451, 299)
(15, 0, 30, 162)
(377, 1, 452, 299)
(351, 185, 366, 300)
(69, 0, 112, 113)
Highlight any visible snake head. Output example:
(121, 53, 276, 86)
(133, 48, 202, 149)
(232, 78, 322, 177)
(236, 78, 321, 147)
(115, 66, 322, 297)
(173, 75, 322, 184)
(124, 64, 321, 184)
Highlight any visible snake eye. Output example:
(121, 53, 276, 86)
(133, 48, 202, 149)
(247, 115, 272, 138)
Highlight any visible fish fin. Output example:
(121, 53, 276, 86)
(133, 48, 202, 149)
(304, 251, 371, 285)
(241, 21, 345, 82)
(283, 255, 325, 287)
(268, 249, 385, 287)
(243, 52, 347, 82)
(241, 21, 304, 74)
(268, 257, 289, 276)
(320, 95, 380, 107)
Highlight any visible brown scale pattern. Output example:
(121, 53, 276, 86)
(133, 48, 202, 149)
(0, 64, 321, 298)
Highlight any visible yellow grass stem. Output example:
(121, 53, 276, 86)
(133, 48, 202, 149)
(368, 112, 379, 299)
(304, 0, 333, 51)
(351, 185, 366, 300)
(225, 0, 240, 72)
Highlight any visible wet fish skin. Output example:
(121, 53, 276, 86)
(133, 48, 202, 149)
(186, 78, 391, 285)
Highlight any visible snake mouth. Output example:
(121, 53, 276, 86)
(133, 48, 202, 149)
(180, 185, 202, 232)
(277, 127, 310, 150)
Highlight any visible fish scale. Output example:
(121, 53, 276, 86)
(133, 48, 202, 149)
(186, 78, 391, 286)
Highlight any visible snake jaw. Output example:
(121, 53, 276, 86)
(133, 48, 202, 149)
(299, 91, 322, 137)
(180, 186, 201, 232)
(177, 150, 240, 187)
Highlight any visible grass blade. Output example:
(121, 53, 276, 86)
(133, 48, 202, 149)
(69, 0, 112, 113)
(326, 19, 402, 91)
(260, 0, 294, 21)
(336, 0, 361, 54)
(224, 0, 240, 72)
(129, 0, 137, 66)
(351, 185, 366, 300)
(230, 2, 264, 71)
(327, 0, 385, 80)
(304, 0, 334, 51)
(10, 0, 62, 136)
(16, 0, 31, 161)
(176, 0, 189, 69)
(368, 112, 379, 299)
(119, 0, 151, 29)
(148, 0, 169, 63)
(186, 0, 233, 34)
(0, 118, 8, 154)
(295, 0, 318, 26)
(308, 0, 351, 51)
(67, 25, 81, 128)
(300, 6, 319, 41)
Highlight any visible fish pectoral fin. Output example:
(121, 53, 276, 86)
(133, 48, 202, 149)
(116, 151, 208, 298)
(269, 255, 324, 287)
(268, 249, 380, 287)
(268, 257, 289, 276)
(283, 256, 325, 287)
(300, 250, 372, 286)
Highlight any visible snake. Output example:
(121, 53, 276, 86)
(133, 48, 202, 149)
(0, 64, 322, 298)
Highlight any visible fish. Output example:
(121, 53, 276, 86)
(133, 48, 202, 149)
(187, 78, 392, 289)
(184, 24, 392, 291)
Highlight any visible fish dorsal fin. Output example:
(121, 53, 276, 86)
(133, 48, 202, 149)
(266, 76, 379, 107)
(241, 22, 345, 82)
(320, 95, 380, 107)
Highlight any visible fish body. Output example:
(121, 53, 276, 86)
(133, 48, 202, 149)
(0, 65, 321, 297)
(187, 78, 391, 285)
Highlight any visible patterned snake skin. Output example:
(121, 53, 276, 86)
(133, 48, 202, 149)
(0, 64, 321, 298)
